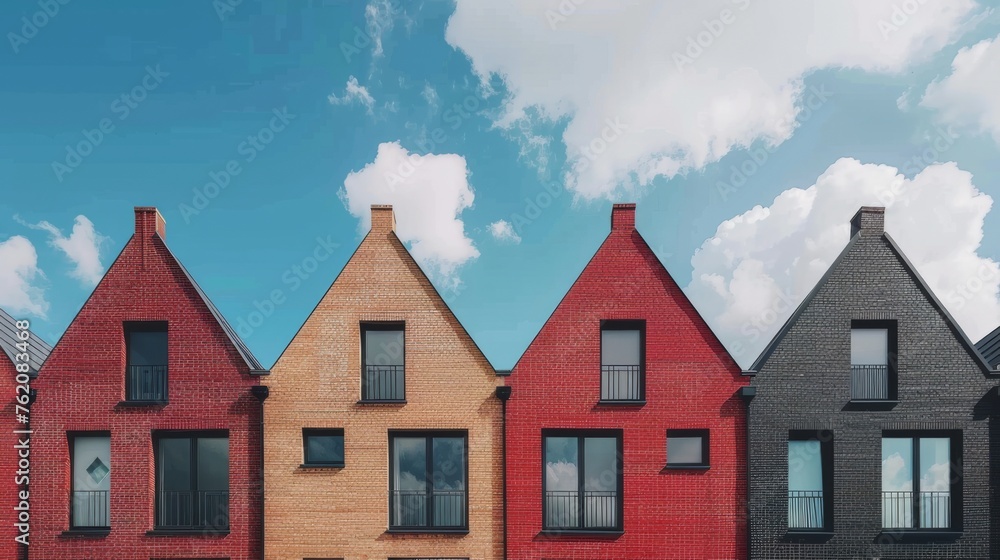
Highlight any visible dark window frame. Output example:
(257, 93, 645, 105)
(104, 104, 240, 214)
(787, 430, 834, 533)
(360, 322, 406, 403)
(123, 321, 169, 404)
(850, 319, 898, 402)
(665, 429, 710, 469)
(541, 428, 624, 533)
(302, 428, 345, 468)
(152, 430, 230, 531)
(67, 431, 112, 531)
(599, 320, 646, 404)
(880, 430, 962, 532)
(387, 430, 469, 533)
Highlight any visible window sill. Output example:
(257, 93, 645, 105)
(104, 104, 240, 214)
(356, 399, 406, 405)
(538, 529, 624, 538)
(117, 400, 168, 408)
(146, 528, 230, 536)
(661, 464, 710, 472)
(61, 528, 110, 537)
(385, 527, 468, 535)
(783, 530, 834, 543)
(877, 530, 962, 543)
(299, 463, 344, 470)
(596, 400, 646, 407)
(843, 399, 898, 411)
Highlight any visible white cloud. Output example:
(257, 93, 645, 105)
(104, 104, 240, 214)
(686, 158, 999, 367)
(18, 215, 107, 287)
(340, 141, 480, 289)
(328, 76, 376, 114)
(882, 452, 911, 492)
(445, 0, 982, 200)
(422, 83, 439, 112)
(488, 219, 522, 244)
(365, 0, 395, 59)
(921, 34, 1000, 145)
(0, 235, 47, 318)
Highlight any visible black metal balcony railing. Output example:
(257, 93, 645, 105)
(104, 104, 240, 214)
(71, 490, 109, 528)
(850, 364, 889, 400)
(390, 490, 466, 528)
(157, 491, 229, 529)
(788, 490, 824, 529)
(362, 364, 405, 401)
(882, 491, 951, 529)
(544, 490, 618, 530)
(600, 365, 642, 401)
(126, 364, 168, 402)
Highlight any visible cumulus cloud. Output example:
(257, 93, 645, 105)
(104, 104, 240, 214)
(328, 76, 376, 114)
(921, 34, 1000, 145)
(488, 219, 522, 244)
(686, 158, 999, 367)
(340, 141, 480, 289)
(882, 452, 911, 492)
(0, 235, 48, 318)
(18, 215, 107, 287)
(445, 0, 982, 200)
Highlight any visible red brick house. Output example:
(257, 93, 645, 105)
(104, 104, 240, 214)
(505, 203, 749, 559)
(28, 207, 268, 559)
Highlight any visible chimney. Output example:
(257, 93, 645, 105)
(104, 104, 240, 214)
(134, 207, 166, 239)
(611, 203, 636, 232)
(371, 204, 396, 233)
(850, 206, 885, 237)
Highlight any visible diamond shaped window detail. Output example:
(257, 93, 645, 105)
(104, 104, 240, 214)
(86, 457, 109, 485)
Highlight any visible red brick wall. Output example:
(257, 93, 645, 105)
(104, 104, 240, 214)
(28, 210, 263, 559)
(1, 356, 24, 559)
(506, 205, 749, 559)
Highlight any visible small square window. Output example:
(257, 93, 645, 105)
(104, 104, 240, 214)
(303, 429, 345, 467)
(666, 429, 709, 468)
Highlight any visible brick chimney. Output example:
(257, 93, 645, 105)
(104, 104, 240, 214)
(134, 207, 166, 239)
(850, 206, 884, 237)
(611, 203, 636, 232)
(371, 204, 396, 233)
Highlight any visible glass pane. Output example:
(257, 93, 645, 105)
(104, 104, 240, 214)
(919, 438, 951, 529)
(365, 329, 404, 366)
(851, 328, 888, 365)
(667, 436, 703, 464)
(544, 437, 579, 528)
(601, 329, 640, 366)
(788, 440, 824, 529)
(128, 330, 167, 365)
(583, 437, 618, 529)
(393, 437, 427, 527)
(72, 436, 110, 527)
(432, 437, 466, 527)
(306, 434, 344, 464)
(159, 439, 191, 492)
(882, 437, 914, 528)
(196, 438, 229, 492)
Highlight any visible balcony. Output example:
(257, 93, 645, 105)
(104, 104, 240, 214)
(71, 490, 109, 529)
(788, 490, 824, 529)
(544, 490, 619, 530)
(850, 364, 889, 401)
(390, 489, 466, 529)
(156, 491, 229, 530)
(882, 491, 950, 529)
(126, 364, 168, 402)
(600, 365, 642, 403)
(362, 364, 405, 402)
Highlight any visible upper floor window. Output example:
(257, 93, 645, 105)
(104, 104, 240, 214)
(124, 321, 168, 403)
(155, 432, 229, 531)
(70, 433, 111, 530)
(389, 431, 467, 531)
(850, 320, 897, 402)
(361, 323, 405, 402)
(600, 320, 644, 403)
(543, 430, 623, 532)
(881, 432, 960, 531)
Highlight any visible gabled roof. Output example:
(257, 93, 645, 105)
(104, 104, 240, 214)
(978, 325, 1000, 370)
(748, 231, 996, 376)
(0, 306, 52, 377)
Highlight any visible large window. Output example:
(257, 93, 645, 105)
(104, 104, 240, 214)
(788, 431, 833, 531)
(600, 320, 644, 402)
(850, 320, 897, 401)
(125, 321, 168, 402)
(361, 323, 405, 402)
(882, 433, 960, 530)
(155, 433, 229, 530)
(543, 430, 623, 532)
(70, 434, 111, 529)
(389, 432, 467, 531)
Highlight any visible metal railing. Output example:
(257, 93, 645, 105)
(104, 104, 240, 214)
(157, 491, 229, 529)
(600, 365, 642, 401)
(71, 490, 109, 528)
(390, 490, 466, 528)
(882, 491, 950, 529)
(544, 490, 618, 530)
(850, 364, 889, 400)
(788, 490, 824, 529)
(362, 364, 405, 401)
(126, 364, 168, 402)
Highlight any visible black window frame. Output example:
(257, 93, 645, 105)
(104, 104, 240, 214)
(387, 430, 469, 533)
(541, 428, 624, 534)
(123, 320, 169, 404)
(849, 319, 898, 402)
(152, 430, 230, 532)
(664, 428, 710, 469)
(68, 431, 112, 531)
(880, 430, 962, 532)
(301, 428, 345, 468)
(598, 319, 646, 404)
(360, 322, 406, 403)
(787, 430, 834, 533)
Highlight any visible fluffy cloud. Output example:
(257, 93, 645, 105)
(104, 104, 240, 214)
(328, 76, 376, 114)
(0, 235, 47, 318)
(488, 219, 522, 244)
(687, 158, 999, 367)
(445, 0, 982, 200)
(340, 141, 479, 289)
(921, 34, 1000, 145)
(18, 215, 107, 287)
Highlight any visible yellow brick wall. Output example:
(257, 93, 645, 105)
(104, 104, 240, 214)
(264, 208, 503, 560)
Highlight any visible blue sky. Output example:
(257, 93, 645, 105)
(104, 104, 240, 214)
(2, 0, 1000, 369)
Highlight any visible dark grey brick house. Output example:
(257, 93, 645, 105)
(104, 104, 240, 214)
(745, 206, 999, 559)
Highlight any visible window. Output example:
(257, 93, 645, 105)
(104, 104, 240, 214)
(70, 434, 111, 529)
(543, 430, 623, 532)
(302, 429, 344, 467)
(788, 431, 833, 531)
(155, 432, 229, 530)
(850, 320, 897, 401)
(125, 321, 168, 402)
(361, 323, 405, 401)
(881, 433, 960, 530)
(389, 432, 467, 531)
(666, 429, 709, 468)
(600, 320, 644, 402)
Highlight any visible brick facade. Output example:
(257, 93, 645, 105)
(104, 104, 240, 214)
(505, 204, 749, 559)
(263, 205, 504, 560)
